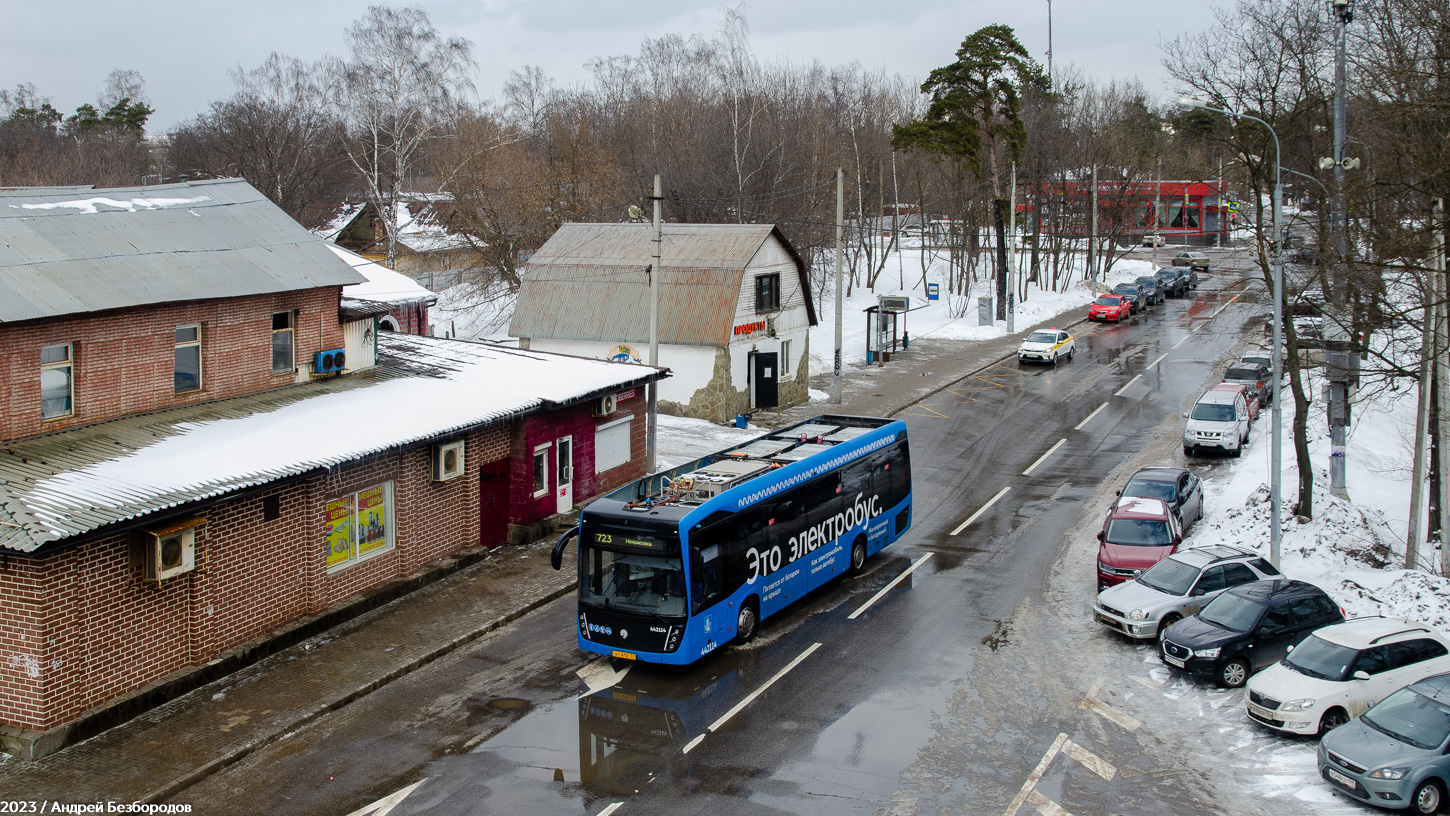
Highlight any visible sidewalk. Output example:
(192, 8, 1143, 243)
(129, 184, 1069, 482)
(0, 305, 1082, 805)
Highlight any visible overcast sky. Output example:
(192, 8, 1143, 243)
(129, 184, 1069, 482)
(0, 0, 1230, 133)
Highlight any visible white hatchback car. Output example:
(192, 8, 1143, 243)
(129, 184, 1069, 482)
(1018, 328, 1075, 365)
(1246, 618, 1450, 737)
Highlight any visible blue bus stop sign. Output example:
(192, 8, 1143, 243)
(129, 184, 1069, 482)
(926, 283, 940, 301)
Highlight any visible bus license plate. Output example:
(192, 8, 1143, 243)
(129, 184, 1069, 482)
(1326, 767, 1356, 790)
(1164, 654, 1185, 668)
(612, 650, 637, 661)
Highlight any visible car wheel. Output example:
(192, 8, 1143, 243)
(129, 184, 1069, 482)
(848, 536, 867, 574)
(1318, 708, 1350, 737)
(1183, 446, 1194, 457)
(1051, 352, 1058, 366)
(1218, 657, 1251, 688)
(1157, 614, 1181, 643)
(1231, 438, 1243, 458)
(1067, 348, 1075, 362)
(1413, 779, 1444, 815)
(736, 600, 759, 643)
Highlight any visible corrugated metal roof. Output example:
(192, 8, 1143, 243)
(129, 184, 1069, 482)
(509, 223, 812, 346)
(0, 334, 664, 554)
(0, 178, 367, 324)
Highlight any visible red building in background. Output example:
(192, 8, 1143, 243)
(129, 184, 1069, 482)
(1030, 179, 1234, 246)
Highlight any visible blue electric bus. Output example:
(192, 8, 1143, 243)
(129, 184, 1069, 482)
(551, 415, 912, 665)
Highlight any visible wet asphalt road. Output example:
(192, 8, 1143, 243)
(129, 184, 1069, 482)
(179, 256, 1293, 816)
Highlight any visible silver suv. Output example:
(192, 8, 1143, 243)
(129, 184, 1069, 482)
(1183, 388, 1251, 457)
(1094, 546, 1280, 641)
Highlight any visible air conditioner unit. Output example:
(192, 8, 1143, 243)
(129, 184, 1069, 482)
(314, 348, 347, 374)
(432, 440, 466, 482)
(592, 394, 618, 417)
(144, 527, 196, 583)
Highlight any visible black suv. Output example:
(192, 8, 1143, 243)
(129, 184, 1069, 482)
(1134, 275, 1166, 307)
(1155, 267, 1190, 298)
(1118, 467, 1204, 531)
(1112, 282, 1147, 313)
(1160, 579, 1344, 688)
(1222, 362, 1271, 407)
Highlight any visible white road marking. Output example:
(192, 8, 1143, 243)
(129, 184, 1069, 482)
(596, 804, 625, 816)
(1114, 374, 1143, 397)
(848, 553, 936, 618)
(1003, 732, 1121, 816)
(1082, 678, 1141, 732)
(682, 642, 822, 754)
(575, 658, 632, 699)
(1209, 296, 1238, 319)
(1027, 789, 1070, 816)
(1022, 438, 1067, 476)
(1131, 675, 1162, 690)
(345, 779, 427, 816)
(1063, 738, 1117, 780)
(1002, 733, 1068, 816)
(1074, 402, 1109, 431)
(1147, 352, 1169, 369)
(951, 487, 1011, 536)
(1172, 335, 1190, 349)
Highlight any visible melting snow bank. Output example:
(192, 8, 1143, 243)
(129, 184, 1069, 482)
(1192, 364, 1450, 629)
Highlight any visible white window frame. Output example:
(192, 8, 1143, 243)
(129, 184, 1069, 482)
(40, 342, 73, 419)
(272, 311, 295, 374)
(532, 443, 551, 498)
(174, 323, 203, 393)
(780, 339, 792, 377)
(324, 481, 395, 573)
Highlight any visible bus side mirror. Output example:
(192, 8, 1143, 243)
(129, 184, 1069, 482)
(551, 526, 580, 571)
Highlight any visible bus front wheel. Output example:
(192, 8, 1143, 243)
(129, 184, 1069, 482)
(736, 600, 759, 643)
(849, 536, 867, 574)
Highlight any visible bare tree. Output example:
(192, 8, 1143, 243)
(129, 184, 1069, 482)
(337, 5, 476, 266)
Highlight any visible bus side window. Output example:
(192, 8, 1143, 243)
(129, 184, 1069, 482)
(767, 487, 808, 552)
(690, 538, 725, 615)
(841, 458, 872, 497)
(888, 445, 911, 507)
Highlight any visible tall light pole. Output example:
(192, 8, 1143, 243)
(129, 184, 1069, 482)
(1326, 0, 1355, 499)
(1181, 97, 1284, 568)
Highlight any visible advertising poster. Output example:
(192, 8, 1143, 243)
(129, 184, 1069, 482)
(325, 496, 355, 568)
(357, 485, 390, 555)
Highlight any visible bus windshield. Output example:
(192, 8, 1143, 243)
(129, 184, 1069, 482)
(582, 547, 687, 617)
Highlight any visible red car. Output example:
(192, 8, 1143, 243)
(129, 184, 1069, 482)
(1211, 382, 1260, 423)
(1089, 294, 1132, 322)
(1096, 496, 1184, 590)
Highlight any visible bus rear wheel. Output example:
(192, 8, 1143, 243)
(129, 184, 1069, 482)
(849, 536, 867, 574)
(736, 600, 759, 643)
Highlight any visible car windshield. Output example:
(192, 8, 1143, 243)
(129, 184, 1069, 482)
(1198, 592, 1263, 633)
(1123, 478, 1175, 503)
(1113, 286, 1138, 295)
(1284, 634, 1358, 682)
(1156, 272, 1176, 281)
(1363, 687, 1450, 750)
(1026, 331, 1057, 344)
(1093, 296, 1121, 306)
(1137, 558, 1199, 595)
(1191, 402, 1236, 422)
(581, 547, 687, 616)
(1104, 518, 1172, 547)
(1224, 367, 1260, 381)
(1136, 278, 1157, 287)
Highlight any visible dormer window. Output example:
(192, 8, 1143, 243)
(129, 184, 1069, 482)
(754, 273, 781, 313)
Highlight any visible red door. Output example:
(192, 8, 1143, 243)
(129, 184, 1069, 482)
(479, 459, 510, 549)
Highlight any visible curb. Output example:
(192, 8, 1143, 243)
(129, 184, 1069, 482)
(144, 577, 579, 804)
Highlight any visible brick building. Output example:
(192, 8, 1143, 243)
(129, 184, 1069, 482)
(0, 180, 664, 758)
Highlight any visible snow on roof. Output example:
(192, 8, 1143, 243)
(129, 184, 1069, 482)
(313, 202, 365, 242)
(331, 244, 437, 305)
(1113, 496, 1170, 516)
(393, 201, 470, 253)
(0, 334, 664, 553)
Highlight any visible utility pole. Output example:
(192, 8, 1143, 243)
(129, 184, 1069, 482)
(1089, 166, 1098, 286)
(1008, 162, 1017, 333)
(647, 174, 661, 474)
(1436, 199, 1450, 576)
(1045, 0, 1053, 85)
(1154, 158, 1162, 268)
(1327, 0, 1355, 499)
(833, 167, 844, 404)
(1408, 216, 1435, 568)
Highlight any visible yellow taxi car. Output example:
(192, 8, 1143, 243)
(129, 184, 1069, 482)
(1017, 328, 1075, 365)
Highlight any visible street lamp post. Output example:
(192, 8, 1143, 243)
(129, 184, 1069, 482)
(1180, 97, 1285, 568)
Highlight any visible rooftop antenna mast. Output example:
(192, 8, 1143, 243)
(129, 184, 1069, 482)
(1046, 0, 1053, 84)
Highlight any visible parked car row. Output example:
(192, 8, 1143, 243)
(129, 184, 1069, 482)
(1181, 358, 1272, 457)
(1095, 266, 1198, 323)
(1093, 381, 1450, 814)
